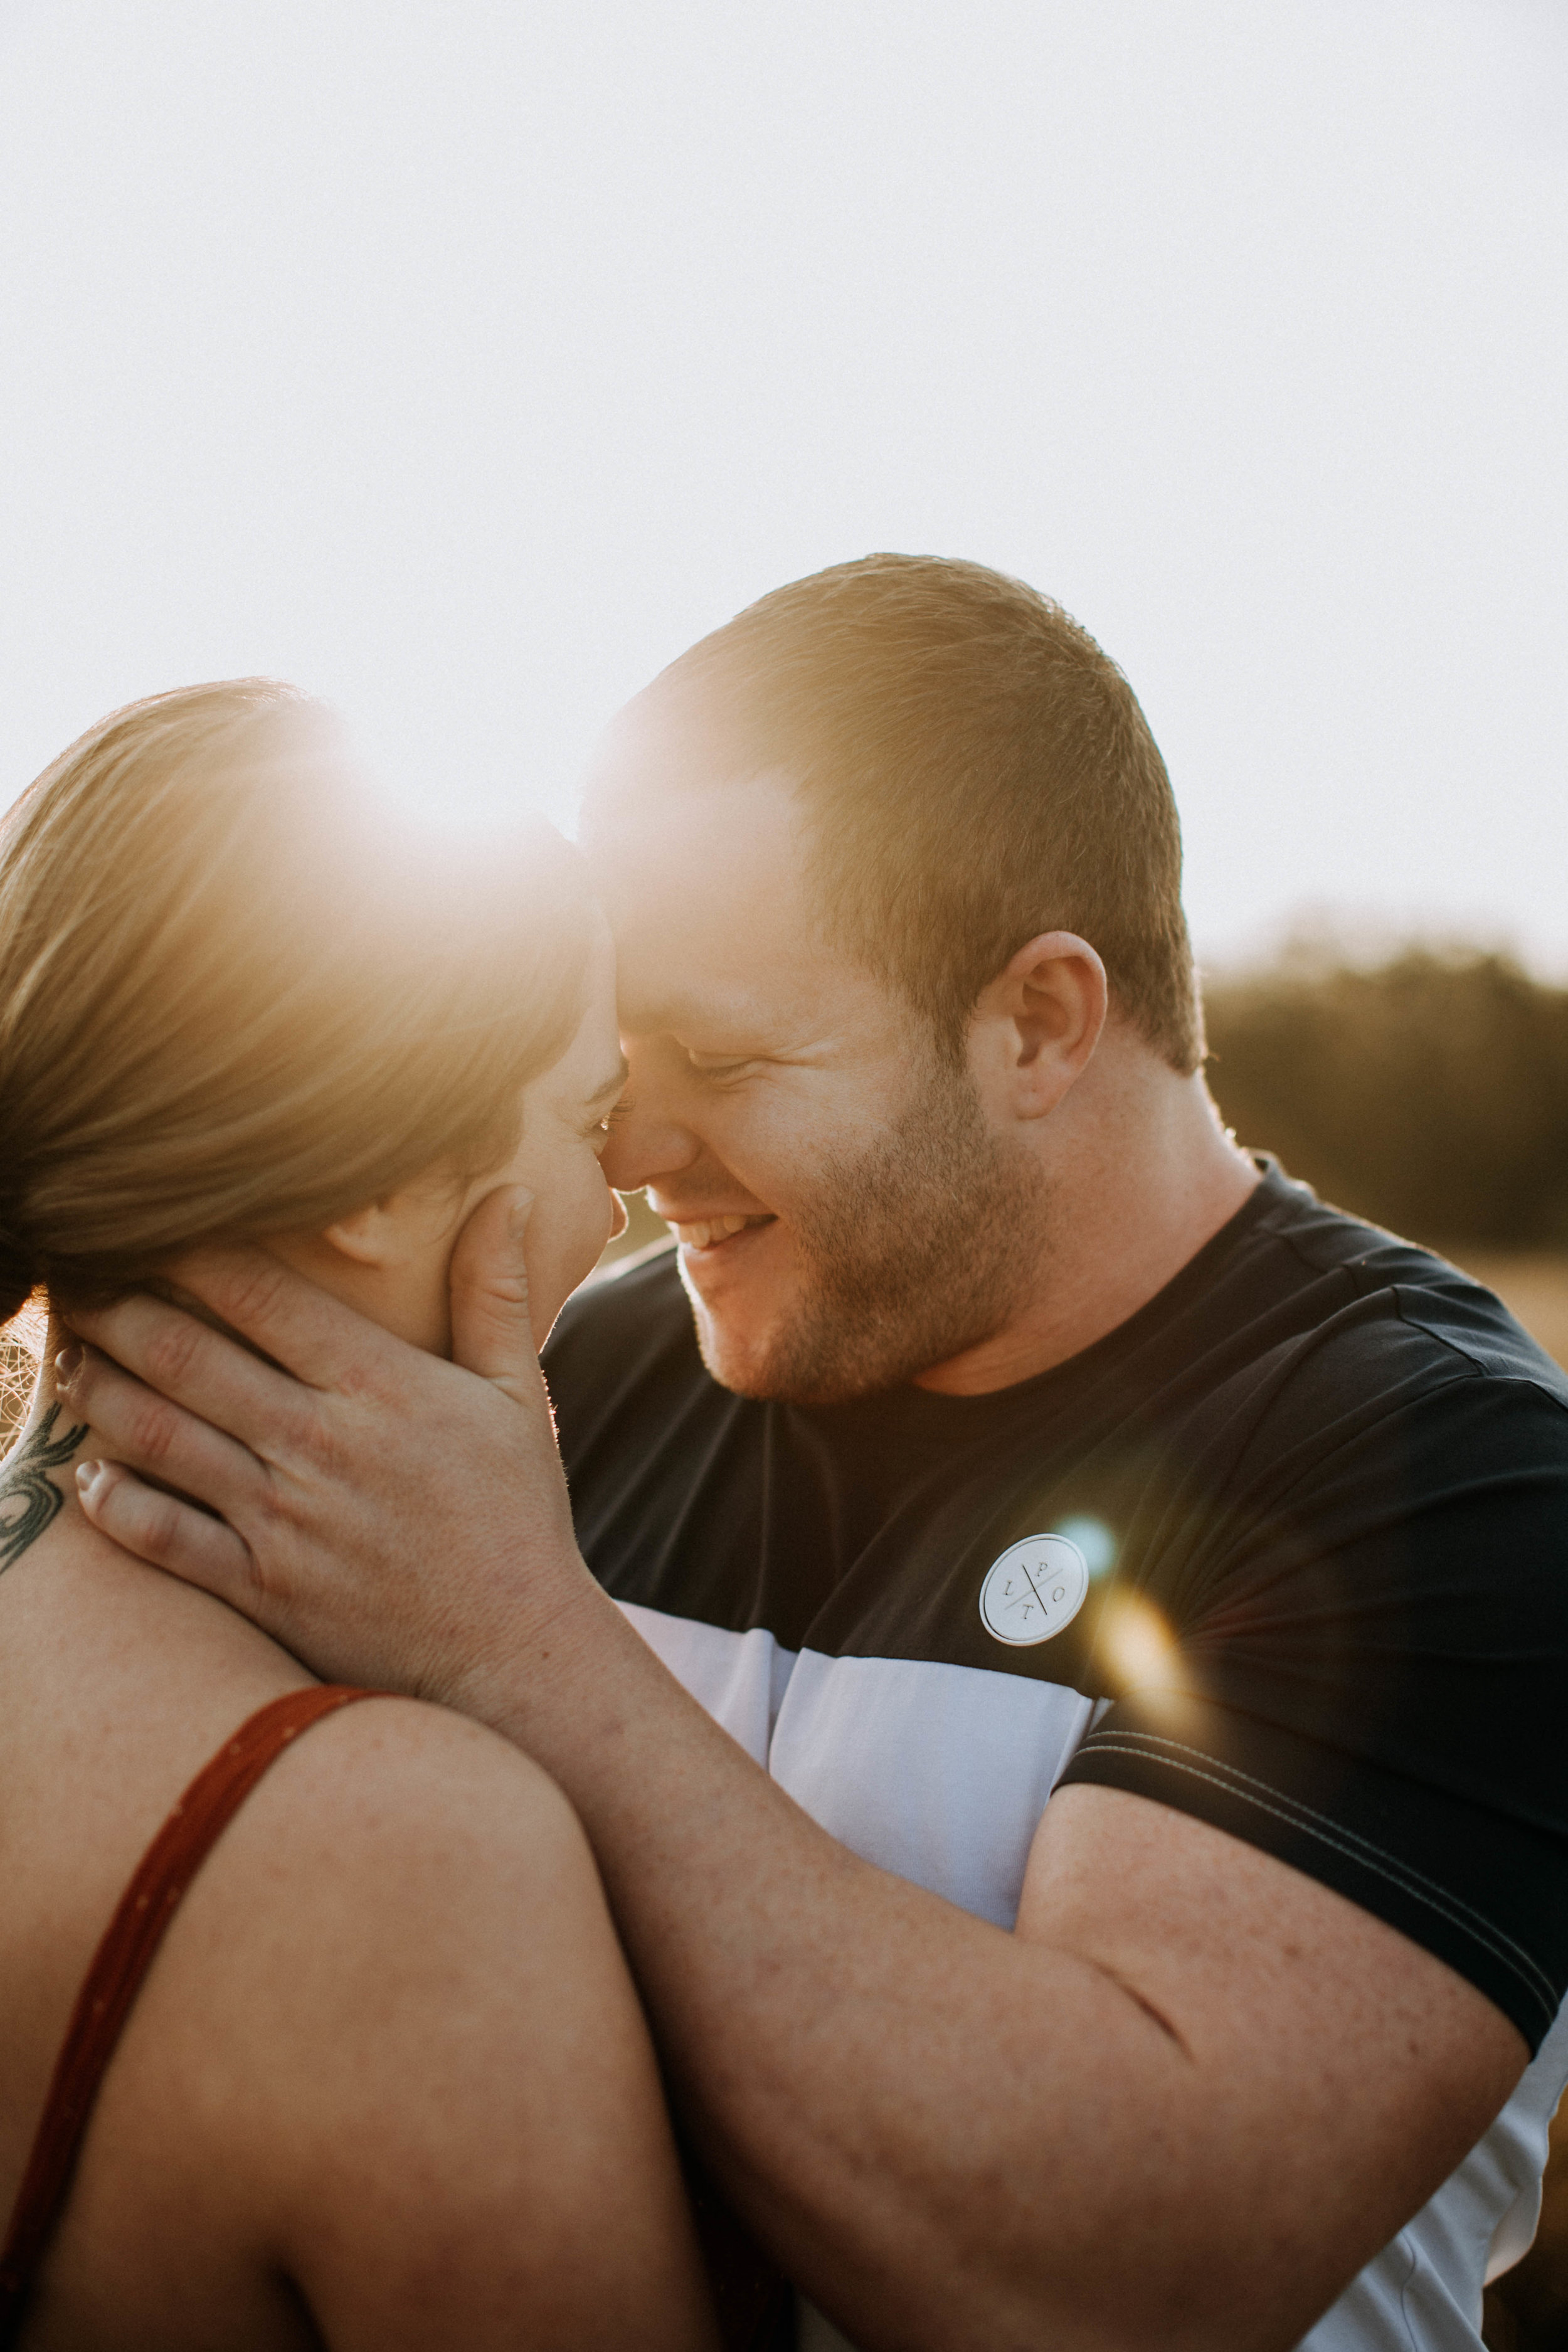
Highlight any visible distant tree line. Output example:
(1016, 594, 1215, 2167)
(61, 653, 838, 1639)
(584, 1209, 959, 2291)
(1203, 945, 1568, 1250)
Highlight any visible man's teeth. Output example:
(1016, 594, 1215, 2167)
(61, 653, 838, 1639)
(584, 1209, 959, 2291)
(674, 1215, 760, 1248)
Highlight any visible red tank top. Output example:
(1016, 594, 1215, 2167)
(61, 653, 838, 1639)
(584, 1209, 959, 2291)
(0, 1684, 383, 2344)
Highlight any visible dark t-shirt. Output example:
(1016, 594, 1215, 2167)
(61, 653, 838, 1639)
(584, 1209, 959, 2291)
(544, 1162, 1568, 2054)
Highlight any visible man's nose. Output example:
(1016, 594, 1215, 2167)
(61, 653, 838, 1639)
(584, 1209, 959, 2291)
(600, 1041, 702, 1192)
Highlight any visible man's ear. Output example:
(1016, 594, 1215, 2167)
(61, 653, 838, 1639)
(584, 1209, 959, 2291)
(970, 931, 1108, 1120)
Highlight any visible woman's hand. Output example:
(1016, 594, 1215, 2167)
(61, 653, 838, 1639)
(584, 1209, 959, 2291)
(61, 1187, 603, 1717)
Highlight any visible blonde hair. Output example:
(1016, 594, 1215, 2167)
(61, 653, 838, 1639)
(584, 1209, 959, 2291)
(0, 680, 593, 1327)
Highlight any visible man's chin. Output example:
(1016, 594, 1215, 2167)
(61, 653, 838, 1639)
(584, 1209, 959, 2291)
(683, 1293, 828, 1404)
(687, 1299, 807, 1402)
(686, 1286, 928, 1407)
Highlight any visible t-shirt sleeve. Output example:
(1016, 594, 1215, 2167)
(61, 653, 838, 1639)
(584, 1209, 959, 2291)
(1056, 1350, 1568, 2052)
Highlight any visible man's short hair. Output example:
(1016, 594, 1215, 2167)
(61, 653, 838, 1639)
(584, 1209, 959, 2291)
(642, 553, 1204, 1074)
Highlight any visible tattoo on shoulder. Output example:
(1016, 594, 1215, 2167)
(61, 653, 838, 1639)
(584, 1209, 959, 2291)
(0, 1402, 91, 1574)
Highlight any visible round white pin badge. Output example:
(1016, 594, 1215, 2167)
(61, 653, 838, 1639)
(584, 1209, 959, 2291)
(978, 1533, 1089, 1646)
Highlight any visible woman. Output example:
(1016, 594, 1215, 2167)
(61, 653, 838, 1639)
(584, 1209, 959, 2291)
(0, 681, 718, 2349)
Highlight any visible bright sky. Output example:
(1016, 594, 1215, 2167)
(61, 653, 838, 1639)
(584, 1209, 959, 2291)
(2, 1, 1564, 973)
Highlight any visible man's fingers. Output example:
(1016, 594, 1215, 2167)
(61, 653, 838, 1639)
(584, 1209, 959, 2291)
(75, 1458, 262, 1612)
(63, 1286, 328, 1468)
(448, 1187, 547, 1402)
(156, 1242, 405, 1399)
(56, 1337, 273, 1510)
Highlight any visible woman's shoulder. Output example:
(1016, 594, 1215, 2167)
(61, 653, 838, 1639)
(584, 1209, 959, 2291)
(137, 1678, 578, 2072)
(58, 1683, 617, 2346)
(23, 1667, 713, 2352)
(0, 1500, 562, 1935)
(0, 1510, 566, 2105)
(205, 1668, 574, 1890)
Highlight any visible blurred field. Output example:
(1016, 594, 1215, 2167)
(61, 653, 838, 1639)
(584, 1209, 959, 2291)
(1202, 945, 1568, 1254)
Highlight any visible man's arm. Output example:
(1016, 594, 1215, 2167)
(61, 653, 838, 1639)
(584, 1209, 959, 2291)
(60, 1207, 1526, 2351)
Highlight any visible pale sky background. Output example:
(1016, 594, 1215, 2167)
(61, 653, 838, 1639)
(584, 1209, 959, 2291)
(2, 0, 1564, 974)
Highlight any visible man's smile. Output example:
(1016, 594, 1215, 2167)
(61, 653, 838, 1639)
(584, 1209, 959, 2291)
(663, 1210, 777, 1253)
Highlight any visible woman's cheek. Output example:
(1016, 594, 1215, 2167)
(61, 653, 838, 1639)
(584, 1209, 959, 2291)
(550, 1165, 620, 1305)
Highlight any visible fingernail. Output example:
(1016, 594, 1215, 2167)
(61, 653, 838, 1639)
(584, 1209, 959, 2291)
(509, 1189, 534, 1239)
(56, 1342, 82, 1382)
(75, 1460, 101, 1491)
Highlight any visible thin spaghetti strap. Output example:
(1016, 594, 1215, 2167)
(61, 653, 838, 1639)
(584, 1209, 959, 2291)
(0, 1683, 386, 2345)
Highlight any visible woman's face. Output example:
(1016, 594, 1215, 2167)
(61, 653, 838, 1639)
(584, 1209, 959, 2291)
(270, 919, 629, 1356)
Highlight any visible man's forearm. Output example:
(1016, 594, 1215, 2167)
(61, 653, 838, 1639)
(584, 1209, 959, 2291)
(452, 1577, 1328, 2352)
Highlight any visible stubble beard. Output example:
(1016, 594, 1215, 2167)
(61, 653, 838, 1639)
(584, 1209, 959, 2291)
(691, 1054, 1051, 1406)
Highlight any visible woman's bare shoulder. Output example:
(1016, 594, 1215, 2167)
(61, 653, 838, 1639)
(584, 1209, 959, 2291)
(0, 1510, 564, 2088)
(75, 1689, 668, 2349)
(0, 1506, 563, 1996)
(1, 1540, 707, 2348)
(130, 1683, 582, 2112)
(199, 1671, 574, 1892)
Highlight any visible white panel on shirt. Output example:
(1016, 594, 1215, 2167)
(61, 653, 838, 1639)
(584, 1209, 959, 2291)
(617, 1603, 1568, 2352)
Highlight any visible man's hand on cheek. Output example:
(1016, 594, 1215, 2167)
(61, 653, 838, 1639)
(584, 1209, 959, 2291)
(60, 1187, 600, 1714)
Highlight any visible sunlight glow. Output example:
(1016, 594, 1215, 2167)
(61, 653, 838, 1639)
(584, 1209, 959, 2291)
(1099, 1592, 1182, 1694)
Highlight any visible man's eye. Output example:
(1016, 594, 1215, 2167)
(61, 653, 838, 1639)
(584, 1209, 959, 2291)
(685, 1053, 755, 1081)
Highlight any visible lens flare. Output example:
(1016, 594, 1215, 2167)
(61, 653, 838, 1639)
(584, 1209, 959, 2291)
(1099, 1592, 1182, 1693)
(1056, 1513, 1118, 1577)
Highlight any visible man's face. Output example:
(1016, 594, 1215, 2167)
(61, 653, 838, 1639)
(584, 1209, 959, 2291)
(582, 736, 1047, 1404)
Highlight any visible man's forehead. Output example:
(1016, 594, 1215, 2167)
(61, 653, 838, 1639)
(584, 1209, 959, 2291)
(576, 743, 846, 1039)
(583, 729, 804, 859)
(619, 968, 800, 1039)
(583, 753, 820, 991)
(607, 874, 824, 1040)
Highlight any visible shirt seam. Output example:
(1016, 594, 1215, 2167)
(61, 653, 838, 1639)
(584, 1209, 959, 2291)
(1071, 1728, 1557, 2031)
(1249, 1207, 1568, 1416)
(1390, 1293, 1568, 1420)
(1079, 1727, 1556, 1999)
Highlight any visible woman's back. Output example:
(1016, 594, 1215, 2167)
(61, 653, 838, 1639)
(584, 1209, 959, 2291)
(0, 1405, 712, 2348)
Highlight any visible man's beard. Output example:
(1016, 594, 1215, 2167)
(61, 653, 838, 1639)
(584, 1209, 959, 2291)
(694, 1056, 1051, 1406)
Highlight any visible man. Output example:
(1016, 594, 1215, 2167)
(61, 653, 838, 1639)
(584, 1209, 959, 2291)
(63, 558, 1568, 2351)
